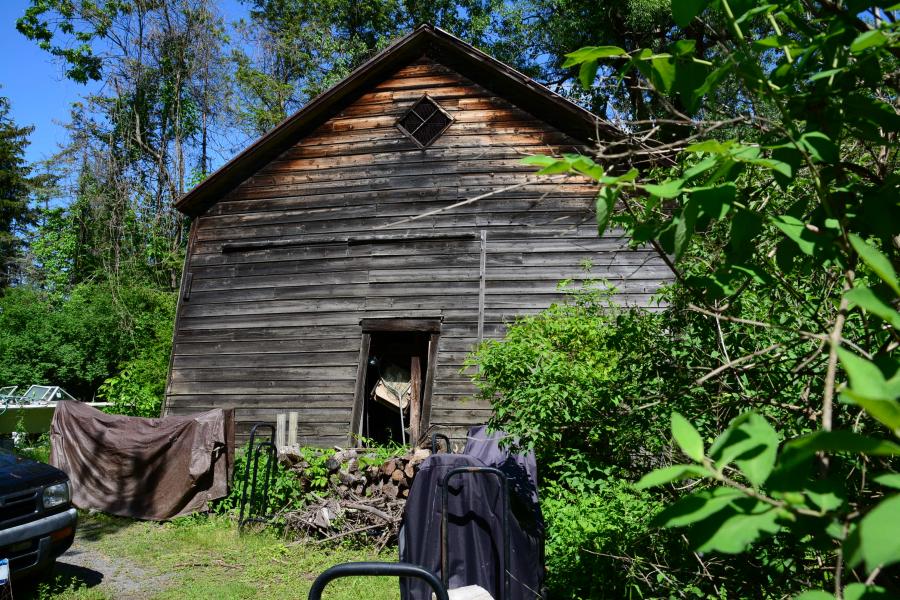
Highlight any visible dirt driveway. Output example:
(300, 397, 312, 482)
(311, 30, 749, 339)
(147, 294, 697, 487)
(15, 514, 172, 600)
(52, 525, 174, 599)
(14, 512, 395, 600)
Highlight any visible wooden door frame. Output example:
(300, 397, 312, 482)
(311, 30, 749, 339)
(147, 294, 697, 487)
(349, 318, 442, 445)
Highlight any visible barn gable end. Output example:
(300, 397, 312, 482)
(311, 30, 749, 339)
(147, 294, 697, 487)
(165, 30, 673, 445)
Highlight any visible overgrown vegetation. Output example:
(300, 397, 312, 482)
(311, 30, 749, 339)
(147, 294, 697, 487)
(214, 444, 309, 518)
(468, 0, 898, 598)
(2, 0, 898, 597)
(468, 281, 674, 470)
(215, 440, 409, 520)
(19, 512, 397, 600)
(0, 280, 176, 414)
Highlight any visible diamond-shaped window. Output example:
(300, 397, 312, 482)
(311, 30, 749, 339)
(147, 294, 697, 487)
(397, 95, 453, 148)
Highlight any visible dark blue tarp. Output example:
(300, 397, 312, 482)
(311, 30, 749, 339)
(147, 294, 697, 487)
(399, 425, 545, 600)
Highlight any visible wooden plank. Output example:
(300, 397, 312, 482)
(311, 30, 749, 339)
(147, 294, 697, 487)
(170, 366, 357, 382)
(409, 356, 421, 444)
(173, 338, 360, 355)
(477, 229, 486, 345)
(168, 380, 357, 396)
(360, 318, 442, 333)
(288, 412, 298, 447)
(349, 333, 371, 444)
(276, 413, 287, 449)
(221, 231, 479, 253)
(207, 177, 593, 213)
(166, 394, 354, 409)
(420, 333, 441, 434)
(171, 351, 359, 369)
(173, 321, 482, 342)
(163, 217, 199, 417)
(191, 234, 642, 264)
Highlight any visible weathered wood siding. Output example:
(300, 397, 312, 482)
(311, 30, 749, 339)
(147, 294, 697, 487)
(164, 57, 672, 445)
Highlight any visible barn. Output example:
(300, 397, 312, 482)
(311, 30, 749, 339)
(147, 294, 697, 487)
(163, 25, 673, 446)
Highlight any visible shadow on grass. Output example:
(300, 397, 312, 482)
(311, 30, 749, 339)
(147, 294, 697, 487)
(76, 511, 135, 543)
(13, 562, 104, 600)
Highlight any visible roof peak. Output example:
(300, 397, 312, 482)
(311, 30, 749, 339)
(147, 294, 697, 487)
(176, 24, 614, 216)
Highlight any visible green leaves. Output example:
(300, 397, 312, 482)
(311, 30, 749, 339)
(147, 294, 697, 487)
(772, 215, 818, 256)
(837, 348, 900, 436)
(643, 409, 900, 562)
(520, 154, 571, 175)
(873, 473, 900, 489)
(652, 487, 790, 554)
(562, 45, 628, 66)
(672, 0, 709, 27)
(845, 286, 900, 329)
(693, 503, 783, 554)
(795, 592, 837, 600)
(635, 464, 708, 489)
(799, 132, 839, 164)
(850, 30, 889, 53)
(643, 412, 782, 490)
(850, 234, 900, 296)
(524, 0, 900, 593)
(653, 487, 744, 527)
(672, 412, 705, 461)
(562, 46, 628, 88)
(643, 179, 684, 198)
(780, 431, 900, 469)
(595, 187, 618, 235)
(845, 494, 900, 572)
(796, 585, 892, 600)
(709, 412, 780, 487)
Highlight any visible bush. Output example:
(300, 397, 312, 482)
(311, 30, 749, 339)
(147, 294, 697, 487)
(0, 280, 175, 415)
(216, 443, 306, 518)
(465, 281, 693, 596)
(466, 281, 674, 471)
(542, 477, 671, 599)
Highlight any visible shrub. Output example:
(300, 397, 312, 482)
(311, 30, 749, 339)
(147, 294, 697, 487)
(216, 443, 306, 517)
(466, 280, 674, 471)
(542, 477, 671, 599)
(0, 281, 175, 415)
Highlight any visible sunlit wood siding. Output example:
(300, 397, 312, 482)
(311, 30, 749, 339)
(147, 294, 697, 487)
(164, 57, 672, 445)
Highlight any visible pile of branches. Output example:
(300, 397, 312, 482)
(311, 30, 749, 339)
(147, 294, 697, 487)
(279, 446, 432, 548)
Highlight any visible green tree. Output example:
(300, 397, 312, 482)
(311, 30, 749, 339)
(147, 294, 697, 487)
(230, 0, 536, 134)
(525, 0, 899, 596)
(230, 0, 702, 136)
(0, 95, 35, 289)
(18, 0, 230, 286)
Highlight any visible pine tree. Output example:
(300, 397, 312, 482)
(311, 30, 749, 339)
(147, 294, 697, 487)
(0, 95, 34, 289)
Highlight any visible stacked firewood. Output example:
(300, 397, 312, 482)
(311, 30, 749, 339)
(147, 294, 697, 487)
(278, 446, 432, 547)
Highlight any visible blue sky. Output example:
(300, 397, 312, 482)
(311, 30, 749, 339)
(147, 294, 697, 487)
(0, 0, 96, 164)
(0, 0, 247, 165)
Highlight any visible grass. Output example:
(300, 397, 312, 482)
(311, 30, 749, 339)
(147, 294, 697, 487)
(23, 512, 399, 600)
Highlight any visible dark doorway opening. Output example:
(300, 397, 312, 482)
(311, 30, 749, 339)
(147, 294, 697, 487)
(351, 318, 442, 447)
(361, 331, 430, 446)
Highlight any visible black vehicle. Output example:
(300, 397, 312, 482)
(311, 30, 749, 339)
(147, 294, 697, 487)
(0, 447, 76, 578)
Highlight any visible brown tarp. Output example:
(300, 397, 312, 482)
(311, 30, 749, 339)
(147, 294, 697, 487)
(50, 401, 230, 520)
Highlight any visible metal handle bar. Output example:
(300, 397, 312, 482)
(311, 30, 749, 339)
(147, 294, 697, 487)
(431, 432, 452, 455)
(238, 423, 276, 528)
(440, 466, 510, 600)
(307, 562, 449, 600)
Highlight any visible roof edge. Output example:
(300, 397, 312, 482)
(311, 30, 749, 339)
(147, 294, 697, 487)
(175, 24, 615, 217)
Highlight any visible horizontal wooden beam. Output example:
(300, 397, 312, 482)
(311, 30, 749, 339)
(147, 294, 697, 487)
(222, 232, 480, 253)
(360, 317, 443, 333)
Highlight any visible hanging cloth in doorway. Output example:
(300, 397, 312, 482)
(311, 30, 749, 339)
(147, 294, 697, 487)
(373, 363, 411, 411)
